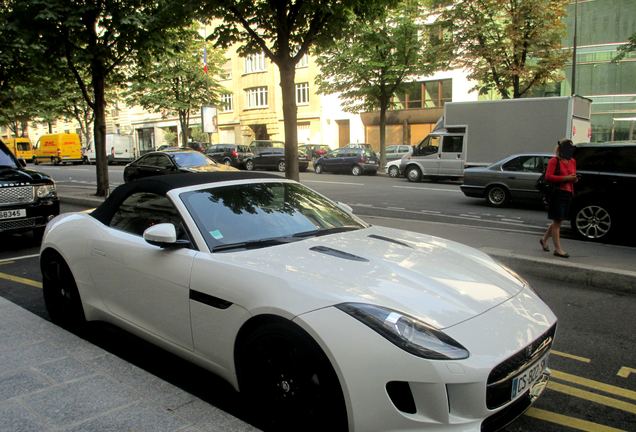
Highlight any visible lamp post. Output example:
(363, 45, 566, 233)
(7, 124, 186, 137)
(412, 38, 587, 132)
(571, 0, 578, 96)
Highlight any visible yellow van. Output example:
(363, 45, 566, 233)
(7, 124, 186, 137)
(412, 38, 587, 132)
(4, 137, 33, 160)
(33, 133, 83, 165)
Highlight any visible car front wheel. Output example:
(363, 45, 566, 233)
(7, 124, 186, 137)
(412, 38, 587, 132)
(314, 164, 323, 174)
(571, 203, 613, 241)
(41, 251, 86, 330)
(245, 160, 255, 171)
(237, 322, 347, 431)
(486, 185, 509, 207)
(278, 161, 286, 172)
(405, 165, 422, 182)
(388, 165, 399, 178)
(223, 158, 232, 166)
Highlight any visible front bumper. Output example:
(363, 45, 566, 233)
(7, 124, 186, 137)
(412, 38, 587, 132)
(0, 198, 60, 234)
(294, 287, 556, 431)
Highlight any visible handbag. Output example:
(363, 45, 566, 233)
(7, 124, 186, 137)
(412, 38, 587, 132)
(536, 158, 561, 208)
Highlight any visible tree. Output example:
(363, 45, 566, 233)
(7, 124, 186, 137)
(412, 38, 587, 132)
(126, 28, 224, 147)
(10, 0, 195, 196)
(315, 1, 448, 168)
(613, 32, 636, 62)
(441, 0, 569, 99)
(201, 0, 395, 181)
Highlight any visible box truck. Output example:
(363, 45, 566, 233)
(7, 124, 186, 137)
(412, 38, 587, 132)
(400, 96, 592, 182)
(85, 134, 136, 164)
(33, 133, 83, 165)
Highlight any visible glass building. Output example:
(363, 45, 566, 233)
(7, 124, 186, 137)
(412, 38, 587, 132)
(562, 0, 636, 142)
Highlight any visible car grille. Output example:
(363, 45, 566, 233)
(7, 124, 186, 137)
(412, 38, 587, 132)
(0, 186, 35, 206)
(0, 216, 44, 232)
(481, 394, 532, 432)
(486, 324, 556, 409)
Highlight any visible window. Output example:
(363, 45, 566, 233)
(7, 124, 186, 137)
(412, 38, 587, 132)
(245, 87, 268, 108)
(442, 136, 463, 153)
(244, 52, 266, 74)
(392, 79, 453, 110)
(414, 135, 440, 156)
(220, 93, 233, 112)
(110, 192, 189, 241)
(296, 53, 309, 68)
(295, 83, 309, 105)
(220, 60, 232, 80)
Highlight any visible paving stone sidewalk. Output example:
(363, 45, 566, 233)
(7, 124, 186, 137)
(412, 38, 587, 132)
(0, 297, 258, 432)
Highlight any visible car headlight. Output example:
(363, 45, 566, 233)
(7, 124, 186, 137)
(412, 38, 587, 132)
(35, 184, 57, 198)
(336, 303, 469, 360)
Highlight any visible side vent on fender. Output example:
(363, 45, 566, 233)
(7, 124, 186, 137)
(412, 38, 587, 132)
(309, 246, 369, 262)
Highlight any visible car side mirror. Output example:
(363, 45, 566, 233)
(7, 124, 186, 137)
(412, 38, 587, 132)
(143, 223, 190, 249)
(337, 202, 353, 214)
(18, 158, 27, 167)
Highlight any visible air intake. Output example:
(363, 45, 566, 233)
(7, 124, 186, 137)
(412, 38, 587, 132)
(309, 246, 368, 262)
(368, 234, 412, 248)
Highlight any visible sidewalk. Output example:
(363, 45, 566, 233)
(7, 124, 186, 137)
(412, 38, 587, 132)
(58, 184, 636, 293)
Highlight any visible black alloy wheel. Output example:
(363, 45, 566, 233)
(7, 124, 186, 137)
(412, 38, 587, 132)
(237, 322, 347, 432)
(486, 185, 510, 207)
(41, 252, 86, 329)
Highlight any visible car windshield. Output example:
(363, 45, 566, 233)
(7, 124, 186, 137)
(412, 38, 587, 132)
(181, 182, 366, 251)
(0, 143, 19, 168)
(172, 152, 215, 168)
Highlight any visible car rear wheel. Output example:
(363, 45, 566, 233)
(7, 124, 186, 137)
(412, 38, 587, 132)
(388, 165, 399, 178)
(41, 251, 86, 329)
(245, 160, 255, 171)
(405, 165, 422, 182)
(571, 203, 613, 241)
(486, 185, 509, 207)
(278, 161, 286, 172)
(223, 158, 232, 166)
(237, 322, 347, 432)
(314, 164, 323, 174)
(351, 165, 362, 176)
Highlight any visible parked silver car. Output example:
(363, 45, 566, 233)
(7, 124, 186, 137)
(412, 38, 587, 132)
(460, 153, 551, 207)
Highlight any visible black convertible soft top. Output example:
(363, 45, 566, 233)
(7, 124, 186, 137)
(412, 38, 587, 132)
(91, 172, 282, 224)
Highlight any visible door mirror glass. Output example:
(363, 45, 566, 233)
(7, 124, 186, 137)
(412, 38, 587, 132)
(337, 201, 353, 214)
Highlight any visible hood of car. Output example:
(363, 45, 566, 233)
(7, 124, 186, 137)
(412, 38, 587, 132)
(0, 166, 54, 185)
(186, 164, 239, 173)
(230, 226, 525, 329)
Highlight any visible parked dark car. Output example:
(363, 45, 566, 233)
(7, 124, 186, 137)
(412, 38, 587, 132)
(206, 144, 254, 168)
(314, 147, 379, 176)
(569, 143, 636, 242)
(249, 140, 285, 154)
(460, 153, 551, 207)
(0, 139, 59, 237)
(185, 141, 207, 153)
(244, 147, 309, 172)
(124, 149, 238, 183)
(299, 144, 331, 161)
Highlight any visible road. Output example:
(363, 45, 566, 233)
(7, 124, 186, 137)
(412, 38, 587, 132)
(0, 202, 634, 432)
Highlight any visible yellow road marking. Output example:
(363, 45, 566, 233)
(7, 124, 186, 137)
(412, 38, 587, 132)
(552, 350, 592, 363)
(525, 407, 626, 432)
(0, 271, 42, 289)
(552, 369, 636, 401)
(548, 381, 636, 414)
(617, 367, 635, 379)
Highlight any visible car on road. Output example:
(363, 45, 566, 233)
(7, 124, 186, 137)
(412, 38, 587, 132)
(244, 147, 309, 172)
(0, 139, 59, 237)
(299, 144, 331, 161)
(314, 147, 379, 176)
(379, 145, 412, 163)
(460, 153, 551, 207)
(40, 172, 557, 432)
(385, 159, 403, 177)
(206, 144, 254, 168)
(123, 149, 237, 183)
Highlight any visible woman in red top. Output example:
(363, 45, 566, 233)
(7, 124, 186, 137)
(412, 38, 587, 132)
(540, 139, 577, 258)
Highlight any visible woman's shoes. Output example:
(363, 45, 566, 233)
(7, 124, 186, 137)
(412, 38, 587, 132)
(539, 239, 550, 252)
(554, 251, 570, 258)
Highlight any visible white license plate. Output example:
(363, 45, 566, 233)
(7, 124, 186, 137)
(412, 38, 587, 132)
(510, 352, 550, 400)
(0, 209, 27, 220)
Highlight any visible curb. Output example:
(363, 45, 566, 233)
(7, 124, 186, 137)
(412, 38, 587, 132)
(60, 195, 104, 208)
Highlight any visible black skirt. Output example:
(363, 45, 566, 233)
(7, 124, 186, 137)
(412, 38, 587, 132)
(548, 189, 572, 221)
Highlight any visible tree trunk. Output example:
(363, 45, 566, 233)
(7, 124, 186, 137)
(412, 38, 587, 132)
(379, 96, 388, 169)
(93, 65, 109, 197)
(278, 61, 299, 181)
(179, 110, 188, 147)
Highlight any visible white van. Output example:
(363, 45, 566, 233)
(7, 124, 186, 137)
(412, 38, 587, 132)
(400, 133, 465, 182)
(85, 134, 136, 164)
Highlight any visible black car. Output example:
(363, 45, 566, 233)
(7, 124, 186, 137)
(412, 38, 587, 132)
(244, 147, 309, 172)
(0, 139, 59, 236)
(314, 147, 379, 176)
(570, 143, 636, 242)
(206, 144, 254, 168)
(123, 149, 238, 183)
(299, 144, 331, 161)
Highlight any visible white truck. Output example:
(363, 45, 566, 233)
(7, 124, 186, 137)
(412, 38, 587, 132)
(85, 134, 136, 164)
(400, 96, 592, 182)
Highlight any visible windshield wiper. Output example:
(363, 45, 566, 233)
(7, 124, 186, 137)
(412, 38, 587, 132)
(212, 236, 300, 252)
(292, 226, 361, 238)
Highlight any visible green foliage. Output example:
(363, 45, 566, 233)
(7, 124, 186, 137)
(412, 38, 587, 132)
(440, 0, 569, 99)
(126, 27, 224, 145)
(162, 129, 177, 146)
(613, 32, 636, 62)
(190, 126, 209, 143)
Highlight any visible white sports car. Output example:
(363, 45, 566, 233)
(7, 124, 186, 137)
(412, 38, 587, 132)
(41, 172, 557, 432)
